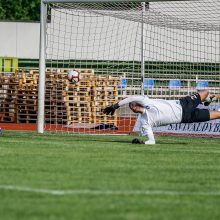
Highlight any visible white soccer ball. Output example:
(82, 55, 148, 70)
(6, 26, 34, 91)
(67, 70, 80, 83)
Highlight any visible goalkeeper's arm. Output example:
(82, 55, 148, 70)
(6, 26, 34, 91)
(141, 124, 155, 145)
(103, 96, 148, 115)
(132, 124, 155, 145)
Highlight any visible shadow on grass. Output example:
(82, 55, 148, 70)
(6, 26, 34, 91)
(67, 138, 189, 146)
(3, 131, 189, 146)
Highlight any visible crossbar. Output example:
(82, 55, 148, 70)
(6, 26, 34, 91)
(42, 0, 191, 3)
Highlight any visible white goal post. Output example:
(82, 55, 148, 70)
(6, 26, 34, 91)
(38, 0, 220, 136)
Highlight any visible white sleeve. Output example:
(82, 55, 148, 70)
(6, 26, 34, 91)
(118, 96, 149, 107)
(141, 124, 155, 145)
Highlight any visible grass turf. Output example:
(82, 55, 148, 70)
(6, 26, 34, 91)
(0, 130, 220, 220)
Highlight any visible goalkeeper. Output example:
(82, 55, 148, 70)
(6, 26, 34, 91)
(103, 90, 220, 145)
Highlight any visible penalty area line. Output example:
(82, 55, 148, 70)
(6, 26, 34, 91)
(0, 185, 220, 197)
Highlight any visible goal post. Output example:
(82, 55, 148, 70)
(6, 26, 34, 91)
(38, 0, 220, 136)
(38, 1, 47, 133)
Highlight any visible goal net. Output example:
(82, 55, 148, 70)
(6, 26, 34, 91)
(39, 0, 220, 136)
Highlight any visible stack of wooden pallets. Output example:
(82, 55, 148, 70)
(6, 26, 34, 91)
(16, 69, 38, 123)
(45, 71, 68, 124)
(0, 68, 120, 127)
(64, 78, 93, 125)
(63, 71, 120, 126)
(91, 76, 120, 126)
(0, 73, 19, 122)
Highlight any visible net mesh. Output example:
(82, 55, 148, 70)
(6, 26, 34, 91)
(42, 0, 220, 136)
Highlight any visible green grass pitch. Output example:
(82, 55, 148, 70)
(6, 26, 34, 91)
(0, 130, 220, 220)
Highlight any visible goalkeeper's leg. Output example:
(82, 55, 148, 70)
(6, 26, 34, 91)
(197, 89, 220, 106)
(211, 94, 220, 101)
(209, 110, 220, 120)
(204, 94, 220, 106)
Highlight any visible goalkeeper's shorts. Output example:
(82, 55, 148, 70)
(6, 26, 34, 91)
(179, 93, 210, 123)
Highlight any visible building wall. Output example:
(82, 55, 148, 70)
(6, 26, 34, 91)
(0, 19, 219, 63)
(0, 21, 40, 59)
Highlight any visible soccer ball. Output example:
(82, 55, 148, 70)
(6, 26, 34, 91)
(67, 70, 80, 83)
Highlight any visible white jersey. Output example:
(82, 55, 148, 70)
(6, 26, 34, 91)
(118, 95, 182, 127)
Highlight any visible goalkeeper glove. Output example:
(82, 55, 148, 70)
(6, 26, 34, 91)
(131, 138, 145, 144)
(103, 103, 120, 115)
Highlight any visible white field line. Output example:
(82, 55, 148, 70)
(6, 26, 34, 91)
(0, 185, 220, 197)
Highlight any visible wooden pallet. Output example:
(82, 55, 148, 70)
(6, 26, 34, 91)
(66, 117, 92, 124)
(0, 79, 18, 122)
(92, 118, 117, 126)
(0, 115, 16, 123)
(16, 113, 37, 124)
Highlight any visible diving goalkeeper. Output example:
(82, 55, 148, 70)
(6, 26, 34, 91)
(103, 90, 220, 145)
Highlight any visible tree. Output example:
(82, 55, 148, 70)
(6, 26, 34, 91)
(0, 0, 40, 21)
